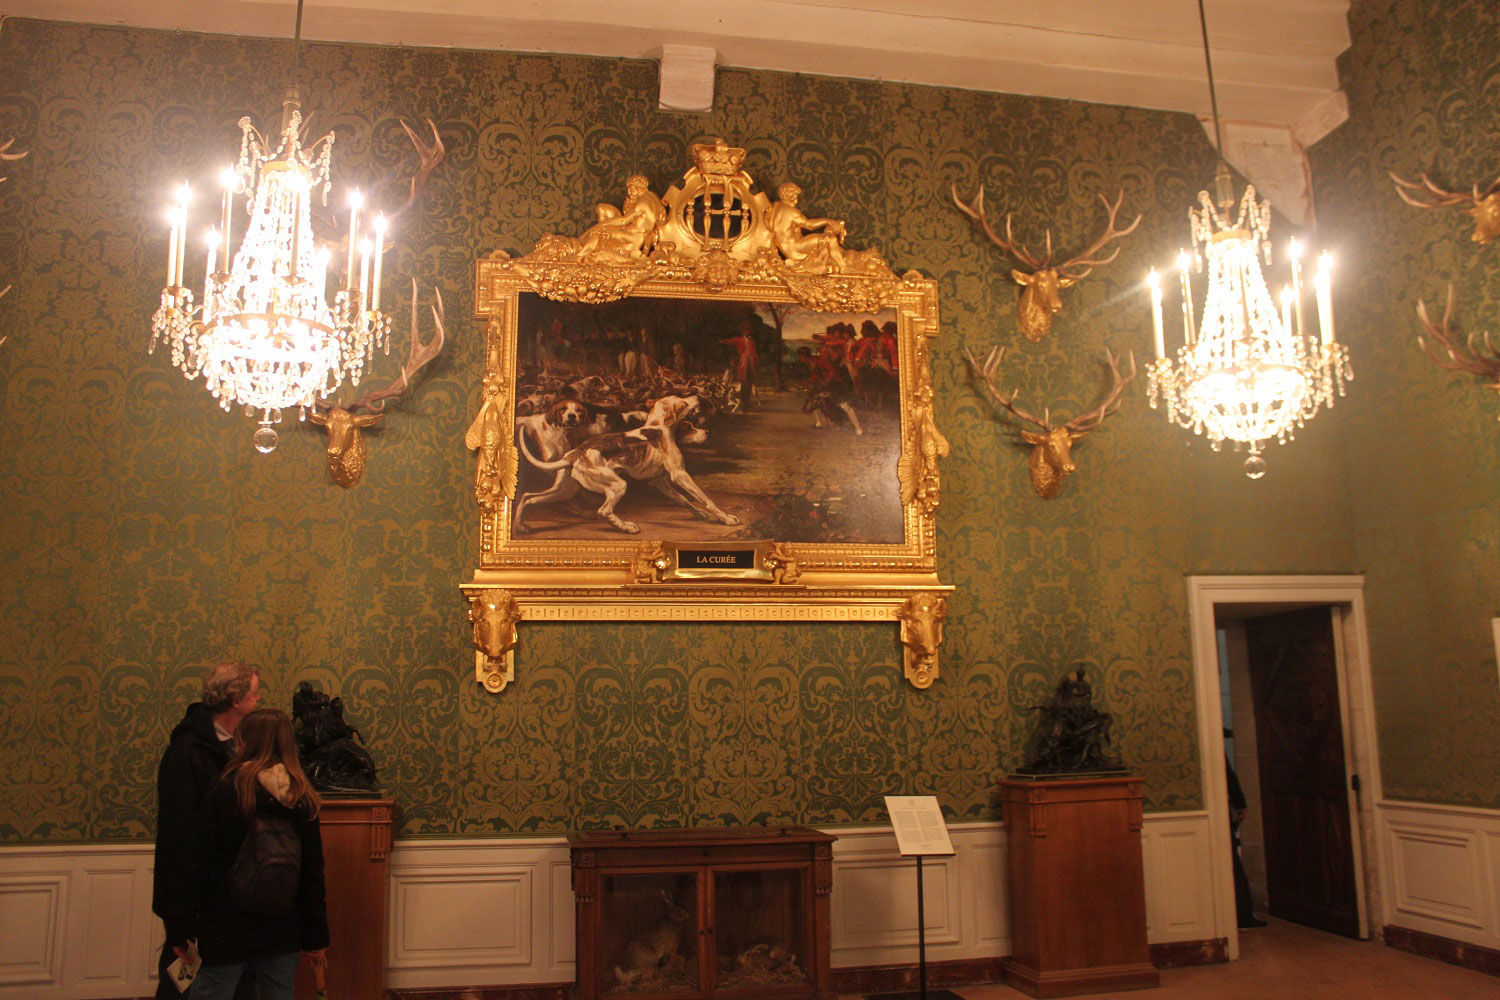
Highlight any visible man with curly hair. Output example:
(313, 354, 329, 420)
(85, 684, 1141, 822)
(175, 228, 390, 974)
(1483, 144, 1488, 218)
(151, 661, 261, 998)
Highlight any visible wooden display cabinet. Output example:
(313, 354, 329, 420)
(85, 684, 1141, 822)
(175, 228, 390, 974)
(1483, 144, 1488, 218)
(569, 826, 836, 1000)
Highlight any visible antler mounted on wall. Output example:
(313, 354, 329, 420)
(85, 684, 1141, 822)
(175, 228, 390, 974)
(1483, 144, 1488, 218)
(965, 345, 1137, 499)
(308, 117, 446, 242)
(951, 187, 1141, 342)
(388, 118, 446, 222)
(1391, 169, 1500, 245)
(309, 280, 445, 487)
(0, 135, 28, 345)
(1414, 286, 1500, 416)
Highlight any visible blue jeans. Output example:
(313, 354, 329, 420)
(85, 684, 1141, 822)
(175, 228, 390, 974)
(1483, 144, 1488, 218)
(189, 952, 299, 1000)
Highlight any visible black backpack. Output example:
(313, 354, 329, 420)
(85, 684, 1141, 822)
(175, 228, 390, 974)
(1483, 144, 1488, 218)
(228, 809, 302, 916)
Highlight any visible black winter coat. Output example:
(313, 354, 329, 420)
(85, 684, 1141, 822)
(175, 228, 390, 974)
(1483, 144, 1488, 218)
(180, 777, 330, 964)
(153, 702, 235, 943)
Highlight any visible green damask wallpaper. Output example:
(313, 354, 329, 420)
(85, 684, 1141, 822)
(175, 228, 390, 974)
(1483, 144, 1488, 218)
(0, 14, 1387, 843)
(1309, 0, 1500, 806)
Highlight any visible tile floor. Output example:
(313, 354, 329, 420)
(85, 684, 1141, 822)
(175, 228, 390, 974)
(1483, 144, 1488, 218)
(842, 918, 1498, 999)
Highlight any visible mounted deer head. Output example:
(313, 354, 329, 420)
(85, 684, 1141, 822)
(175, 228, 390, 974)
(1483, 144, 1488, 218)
(952, 187, 1141, 342)
(1415, 285, 1500, 416)
(965, 345, 1137, 499)
(1391, 169, 1500, 245)
(309, 280, 445, 487)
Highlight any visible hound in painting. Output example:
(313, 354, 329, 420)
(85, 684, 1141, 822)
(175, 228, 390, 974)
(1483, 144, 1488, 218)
(514, 398, 644, 526)
(515, 398, 593, 467)
(514, 395, 740, 534)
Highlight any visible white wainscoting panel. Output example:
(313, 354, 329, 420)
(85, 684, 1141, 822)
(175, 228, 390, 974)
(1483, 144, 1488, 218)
(0, 811, 1220, 998)
(1140, 811, 1216, 942)
(387, 838, 569, 989)
(1378, 799, 1500, 949)
(0, 875, 64, 987)
(828, 824, 1003, 967)
(0, 844, 158, 1000)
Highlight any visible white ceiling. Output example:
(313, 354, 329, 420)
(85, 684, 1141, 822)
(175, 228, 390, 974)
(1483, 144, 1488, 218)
(12, 0, 1353, 143)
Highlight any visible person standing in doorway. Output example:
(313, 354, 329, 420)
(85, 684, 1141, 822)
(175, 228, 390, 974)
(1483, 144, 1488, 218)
(1226, 753, 1267, 928)
(152, 661, 261, 998)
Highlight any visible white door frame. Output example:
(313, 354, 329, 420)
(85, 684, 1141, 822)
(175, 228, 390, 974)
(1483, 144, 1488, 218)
(1186, 575, 1385, 959)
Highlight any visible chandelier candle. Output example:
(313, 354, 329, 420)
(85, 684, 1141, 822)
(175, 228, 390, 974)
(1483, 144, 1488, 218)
(219, 168, 236, 268)
(372, 215, 387, 312)
(346, 189, 361, 291)
(1148, 268, 1165, 358)
(1316, 252, 1335, 347)
(203, 229, 219, 306)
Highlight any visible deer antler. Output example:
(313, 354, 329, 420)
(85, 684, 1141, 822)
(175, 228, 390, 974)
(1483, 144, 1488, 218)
(1391, 169, 1500, 209)
(963, 345, 1053, 430)
(1415, 285, 1500, 382)
(0, 137, 25, 331)
(951, 185, 1051, 270)
(1054, 192, 1143, 281)
(329, 278, 446, 415)
(1392, 167, 1500, 244)
(1064, 349, 1138, 432)
(0, 137, 27, 182)
(388, 118, 446, 221)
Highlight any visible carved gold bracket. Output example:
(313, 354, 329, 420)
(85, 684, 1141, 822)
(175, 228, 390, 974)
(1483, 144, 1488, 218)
(461, 580, 953, 691)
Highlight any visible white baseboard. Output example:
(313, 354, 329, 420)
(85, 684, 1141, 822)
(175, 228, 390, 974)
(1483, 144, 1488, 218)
(0, 812, 1218, 998)
(1377, 799, 1500, 951)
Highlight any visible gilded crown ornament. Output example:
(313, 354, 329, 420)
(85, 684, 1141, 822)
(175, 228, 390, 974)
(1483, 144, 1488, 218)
(491, 137, 896, 307)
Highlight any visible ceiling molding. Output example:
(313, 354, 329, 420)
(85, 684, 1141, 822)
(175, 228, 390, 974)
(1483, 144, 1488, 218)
(8, 0, 1352, 135)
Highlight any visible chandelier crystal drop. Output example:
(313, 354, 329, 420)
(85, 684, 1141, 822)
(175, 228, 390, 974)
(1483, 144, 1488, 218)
(147, 0, 392, 452)
(1145, 1, 1352, 478)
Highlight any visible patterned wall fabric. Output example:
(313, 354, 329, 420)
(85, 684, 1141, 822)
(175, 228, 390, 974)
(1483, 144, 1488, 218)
(0, 16, 1382, 842)
(1308, 0, 1500, 806)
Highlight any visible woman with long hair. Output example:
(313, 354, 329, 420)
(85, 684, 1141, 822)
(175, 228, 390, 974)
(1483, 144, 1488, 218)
(171, 708, 330, 1000)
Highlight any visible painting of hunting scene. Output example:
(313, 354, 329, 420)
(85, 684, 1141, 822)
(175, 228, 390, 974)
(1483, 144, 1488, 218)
(511, 292, 904, 544)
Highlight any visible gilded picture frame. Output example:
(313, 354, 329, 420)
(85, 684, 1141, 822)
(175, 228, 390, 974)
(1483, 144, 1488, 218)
(463, 139, 951, 693)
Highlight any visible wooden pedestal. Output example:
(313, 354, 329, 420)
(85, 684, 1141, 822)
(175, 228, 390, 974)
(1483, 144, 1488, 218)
(998, 776, 1159, 998)
(295, 798, 395, 1000)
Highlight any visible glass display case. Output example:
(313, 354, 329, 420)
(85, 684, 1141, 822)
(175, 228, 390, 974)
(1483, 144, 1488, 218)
(569, 827, 836, 1000)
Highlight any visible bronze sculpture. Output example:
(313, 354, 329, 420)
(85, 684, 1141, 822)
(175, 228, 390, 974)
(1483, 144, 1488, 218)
(292, 681, 380, 795)
(1017, 667, 1125, 775)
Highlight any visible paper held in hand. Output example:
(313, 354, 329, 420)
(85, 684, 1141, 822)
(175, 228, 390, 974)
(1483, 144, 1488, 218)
(884, 795, 955, 857)
(165, 940, 201, 994)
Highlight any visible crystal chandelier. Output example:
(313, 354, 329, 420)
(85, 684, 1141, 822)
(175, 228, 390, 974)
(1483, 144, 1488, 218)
(1144, 0, 1352, 479)
(148, 0, 391, 452)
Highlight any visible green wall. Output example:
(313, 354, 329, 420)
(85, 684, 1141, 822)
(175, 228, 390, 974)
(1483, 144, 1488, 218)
(1308, 0, 1500, 805)
(0, 15, 1388, 842)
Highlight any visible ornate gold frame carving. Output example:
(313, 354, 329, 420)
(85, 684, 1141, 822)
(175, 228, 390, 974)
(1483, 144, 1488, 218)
(464, 140, 951, 692)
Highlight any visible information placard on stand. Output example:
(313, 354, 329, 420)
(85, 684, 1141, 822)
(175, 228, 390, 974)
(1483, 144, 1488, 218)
(886, 795, 956, 857)
(865, 796, 962, 1000)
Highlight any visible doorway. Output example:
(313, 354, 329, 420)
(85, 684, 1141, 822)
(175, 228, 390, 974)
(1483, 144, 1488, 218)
(1186, 577, 1384, 961)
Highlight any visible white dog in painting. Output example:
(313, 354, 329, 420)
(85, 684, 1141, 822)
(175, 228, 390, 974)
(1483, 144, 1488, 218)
(514, 395, 739, 534)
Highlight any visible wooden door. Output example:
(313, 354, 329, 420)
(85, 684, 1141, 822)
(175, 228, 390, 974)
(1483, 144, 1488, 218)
(1245, 606, 1360, 937)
